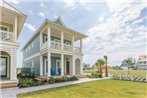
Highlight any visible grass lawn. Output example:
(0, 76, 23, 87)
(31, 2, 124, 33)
(83, 69, 147, 75)
(17, 80, 147, 98)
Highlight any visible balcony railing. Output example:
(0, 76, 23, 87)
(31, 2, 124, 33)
(74, 47, 81, 53)
(51, 41, 61, 50)
(40, 41, 81, 54)
(64, 44, 73, 52)
(0, 30, 15, 42)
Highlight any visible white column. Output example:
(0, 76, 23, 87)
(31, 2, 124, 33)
(61, 54, 64, 76)
(61, 32, 64, 50)
(48, 52, 51, 77)
(80, 39, 82, 53)
(47, 27, 51, 48)
(72, 55, 75, 75)
(72, 35, 74, 52)
(80, 57, 83, 75)
(14, 15, 17, 41)
(40, 55, 43, 75)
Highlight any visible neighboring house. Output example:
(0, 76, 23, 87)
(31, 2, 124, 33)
(0, 0, 26, 88)
(120, 63, 128, 70)
(137, 55, 147, 70)
(21, 17, 87, 77)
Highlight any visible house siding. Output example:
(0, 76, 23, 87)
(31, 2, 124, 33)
(23, 34, 40, 59)
(23, 56, 40, 76)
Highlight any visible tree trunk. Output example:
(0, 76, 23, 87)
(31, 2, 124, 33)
(100, 65, 102, 77)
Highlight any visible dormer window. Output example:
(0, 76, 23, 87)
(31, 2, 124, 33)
(0, 25, 9, 31)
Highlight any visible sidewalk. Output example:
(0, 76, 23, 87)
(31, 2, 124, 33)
(0, 77, 110, 98)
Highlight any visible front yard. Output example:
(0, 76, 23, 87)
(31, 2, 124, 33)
(17, 79, 147, 98)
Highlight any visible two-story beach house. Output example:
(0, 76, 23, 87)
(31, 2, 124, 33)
(21, 17, 87, 77)
(0, 0, 26, 88)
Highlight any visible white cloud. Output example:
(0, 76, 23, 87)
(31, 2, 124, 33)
(83, 1, 146, 66)
(5, 0, 20, 4)
(38, 12, 45, 17)
(63, 0, 77, 10)
(24, 23, 36, 32)
(28, 10, 33, 15)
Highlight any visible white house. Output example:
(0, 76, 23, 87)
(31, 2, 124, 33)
(0, 0, 26, 88)
(21, 17, 87, 77)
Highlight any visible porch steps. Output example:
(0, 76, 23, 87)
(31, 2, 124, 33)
(34, 75, 47, 83)
(0, 80, 17, 89)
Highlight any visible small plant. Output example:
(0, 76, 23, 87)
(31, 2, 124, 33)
(71, 76, 79, 81)
(48, 77, 55, 84)
(18, 78, 35, 87)
(61, 76, 68, 82)
(89, 73, 102, 78)
(55, 77, 62, 83)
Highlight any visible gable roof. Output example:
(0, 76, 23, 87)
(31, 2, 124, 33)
(53, 16, 65, 26)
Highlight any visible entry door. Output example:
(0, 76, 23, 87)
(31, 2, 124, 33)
(44, 59, 48, 75)
(56, 60, 61, 75)
(0, 57, 7, 77)
(66, 61, 70, 75)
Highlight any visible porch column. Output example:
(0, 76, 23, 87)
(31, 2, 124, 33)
(80, 57, 83, 75)
(80, 39, 82, 53)
(47, 27, 51, 48)
(40, 55, 43, 75)
(48, 52, 51, 77)
(61, 31, 64, 50)
(61, 53, 64, 76)
(72, 35, 74, 52)
(14, 15, 17, 41)
(72, 55, 75, 75)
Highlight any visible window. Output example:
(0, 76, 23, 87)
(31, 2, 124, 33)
(28, 46, 30, 50)
(32, 42, 34, 48)
(0, 25, 9, 31)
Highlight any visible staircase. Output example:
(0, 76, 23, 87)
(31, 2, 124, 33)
(0, 80, 17, 89)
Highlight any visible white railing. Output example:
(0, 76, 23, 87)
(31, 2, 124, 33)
(51, 41, 61, 50)
(41, 41, 48, 50)
(64, 44, 73, 52)
(0, 30, 15, 42)
(74, 47, 81, 53)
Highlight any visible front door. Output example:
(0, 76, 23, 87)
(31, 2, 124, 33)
(66, 61, 70, 75)
(0, 57, 7, 77)
(56, 60, 61, 75)
(44, 59, 48, 75)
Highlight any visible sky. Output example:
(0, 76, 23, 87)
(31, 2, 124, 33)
(5, 0, 147, 67)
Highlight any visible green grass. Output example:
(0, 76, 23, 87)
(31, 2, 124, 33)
(83, 69, 147, 75)
(17, 80, 147, 98)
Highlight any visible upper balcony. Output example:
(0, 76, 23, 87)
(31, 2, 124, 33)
(40, 27, 82, 54)
(0, 30, 15, 42)
(41, 41, 81, 54)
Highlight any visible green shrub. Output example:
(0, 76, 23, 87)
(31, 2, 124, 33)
(71, 76, 79, 81)
(89, 73, 102, 78)
(55, 77, 62, 83)
(61, 76, 68, 82)
(48, 77, 56, 84)
(19, 78, 35, 87)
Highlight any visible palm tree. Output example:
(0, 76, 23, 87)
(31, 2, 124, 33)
(96, 58, 105, 77)
(104, 55, 108, 77)
(124, 57, 132, 74)
(95, 62, 100, 73)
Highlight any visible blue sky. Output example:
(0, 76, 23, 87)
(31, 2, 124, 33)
(6, 0, 147, 67)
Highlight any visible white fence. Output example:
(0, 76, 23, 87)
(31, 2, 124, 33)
(110, 74, 147, 82)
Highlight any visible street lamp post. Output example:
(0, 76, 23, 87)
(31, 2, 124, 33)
(104, 55, 108, 77)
